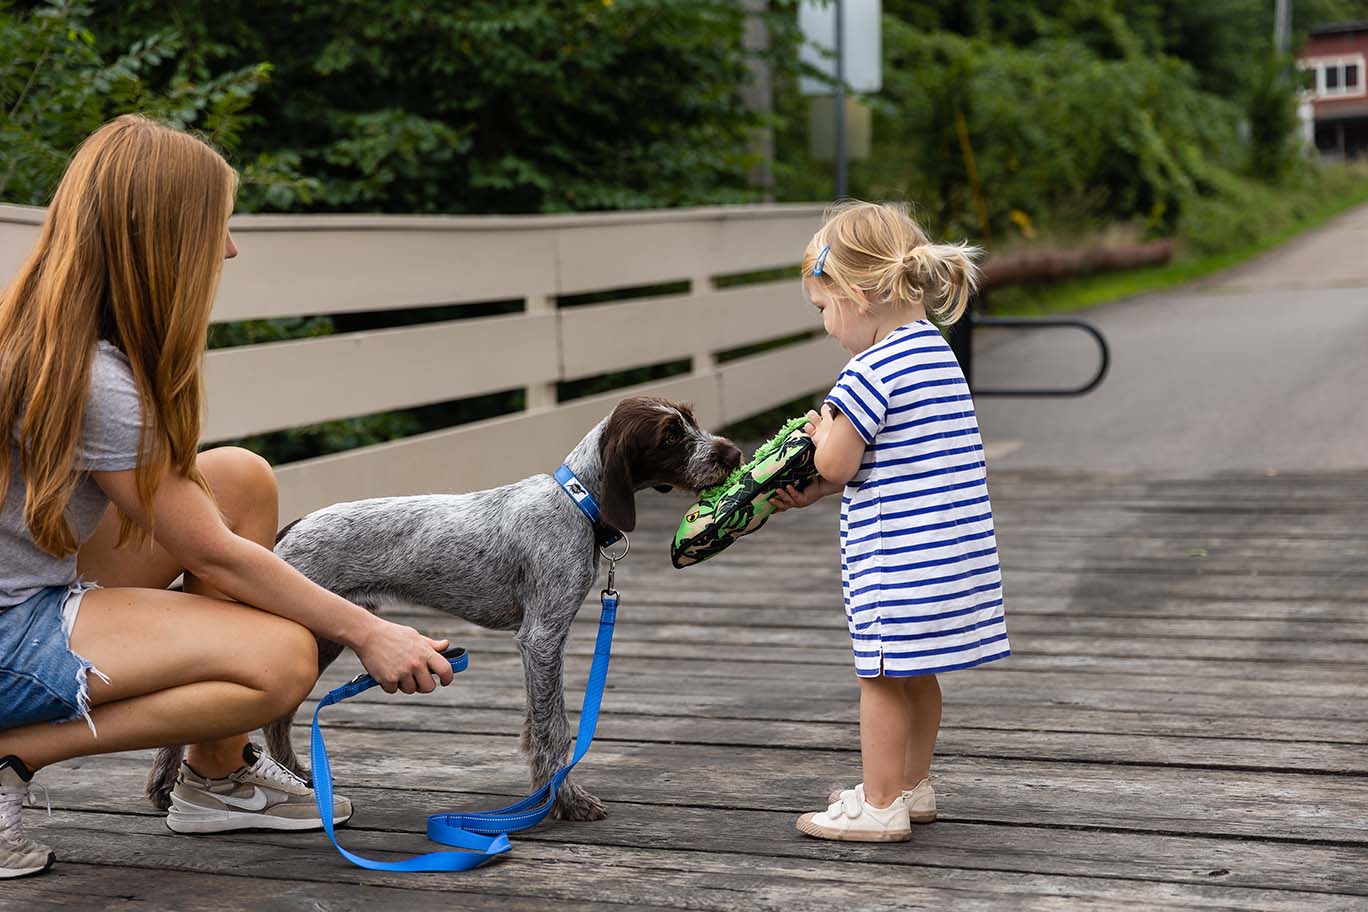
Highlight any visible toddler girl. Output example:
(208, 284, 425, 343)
(771, 200, 1010, 842)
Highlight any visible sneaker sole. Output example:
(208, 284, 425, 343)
(796, 816, 911, 842)
(166, 807, 353, 834)
(0, 852, 55, 878)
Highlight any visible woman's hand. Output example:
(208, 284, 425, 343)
(94, 466, 457, 695)
(352, 618, 455, 694)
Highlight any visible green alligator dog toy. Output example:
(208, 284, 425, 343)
(671, 415, 820, 568)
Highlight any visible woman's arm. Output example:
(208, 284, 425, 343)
(93, 467, 453, 694)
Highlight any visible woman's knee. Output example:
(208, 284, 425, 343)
(276, 621, 320, 705)
(246, 618, 319, 713)
(198, 447, 278, 527)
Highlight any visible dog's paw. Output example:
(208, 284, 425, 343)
(552, 785, 607, 821)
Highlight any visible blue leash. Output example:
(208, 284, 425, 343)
(309, 648, 511, 871)
(308, 463, 625, 871)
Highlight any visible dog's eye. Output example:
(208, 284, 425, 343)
(663, 429, 681, 446)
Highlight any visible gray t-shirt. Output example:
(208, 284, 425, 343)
(0, 341, 144, 607)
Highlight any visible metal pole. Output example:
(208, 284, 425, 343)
(1274, 0, 1291, 53)
(834, 0, 847, 199)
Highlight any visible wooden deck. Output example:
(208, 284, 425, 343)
(8, 470, 1368, 911)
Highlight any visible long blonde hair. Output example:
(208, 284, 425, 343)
(0, 114, 237, 557)
(802, 200, 981, 325)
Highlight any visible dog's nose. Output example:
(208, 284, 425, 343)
(716, 439, 743, 469)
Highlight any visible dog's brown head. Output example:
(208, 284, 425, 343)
(598, 397, 741, 533)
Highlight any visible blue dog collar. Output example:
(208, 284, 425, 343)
(554, 465, 623, 548)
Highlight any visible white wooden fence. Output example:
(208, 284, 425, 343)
(0, 203, 840, 520)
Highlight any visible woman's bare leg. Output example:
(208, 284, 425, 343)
(76, 446, 286, 775)
(0, 588, 317, 772)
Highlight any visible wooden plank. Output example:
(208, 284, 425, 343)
(14, 811, 1364, 911)
(287, 703, 1368, 773)
(717, 336, 848, 423)
(203, 313, 558, 441)
(0, 218, 33, 289)
(1, 202, 825, 323)
(554, 206, 818, 294)
(558, 281, 818, 380)
(285, 618, 1368, 666)
(210, 204, 822, 321)
(272, 372, 721, 520)
(215, 223, 559, 321)
(33, 737, 1368, 844)
(1, 856, 674, 911)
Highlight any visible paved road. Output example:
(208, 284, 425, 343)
(975, 204, 1368, 472)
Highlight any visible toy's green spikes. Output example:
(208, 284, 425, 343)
(671, 415, 820, 568)
(698, 414, 812, 505)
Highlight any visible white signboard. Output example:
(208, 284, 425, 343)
(799, 0, 882, 96)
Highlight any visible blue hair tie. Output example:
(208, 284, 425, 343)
(813, 244, 831, 277)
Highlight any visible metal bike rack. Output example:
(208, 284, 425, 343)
(947, 300, 1110, 398)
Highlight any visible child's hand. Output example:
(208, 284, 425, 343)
(805, 405, 837, 448)
(771, 404, 849, 513)
(770, 482, 825, 513)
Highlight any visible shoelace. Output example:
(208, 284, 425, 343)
(0, 789, 25, 835)
(243, 750, 308, 790)
(0, 785, 47, 843)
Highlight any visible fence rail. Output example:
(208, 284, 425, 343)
(1, 203, 836, 520)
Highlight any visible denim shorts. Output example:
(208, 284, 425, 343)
(0, 583, 108, 733)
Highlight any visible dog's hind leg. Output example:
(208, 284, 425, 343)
(265, 634, 348, 780)
(517, 614, 607, 822)
(146, 745, 185, 810)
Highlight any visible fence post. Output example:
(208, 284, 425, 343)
(691, 274, 717, 376)
(526, 292, 558, 411)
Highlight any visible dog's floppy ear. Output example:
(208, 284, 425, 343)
(599, 412, 638, 532)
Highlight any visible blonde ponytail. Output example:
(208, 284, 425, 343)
(901, 242, 980, 325)
(803, 200, 981, 326)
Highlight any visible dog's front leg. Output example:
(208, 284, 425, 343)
(516, 620, 607, 821)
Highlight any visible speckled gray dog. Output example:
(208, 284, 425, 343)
(146, 396, 740, 821)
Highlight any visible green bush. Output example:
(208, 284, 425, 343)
(0, 0, 314, 206)
(853, 22, 1242, 242)
(80, 0, 805, 215)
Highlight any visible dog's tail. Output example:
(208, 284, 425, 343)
(146, 745, 184, 810)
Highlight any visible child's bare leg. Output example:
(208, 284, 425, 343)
(901, 674, 942, 786)
(859, 675, 913, 807)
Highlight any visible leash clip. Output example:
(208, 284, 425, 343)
(599, 534, 629, 598)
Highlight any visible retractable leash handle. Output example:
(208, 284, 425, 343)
(310, 646, 513, 871)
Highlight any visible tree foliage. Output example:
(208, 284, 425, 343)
(852, 22, 1243, 241)
(74, 0, 803, 214)
(0, 0, 314, 206)
(802, 0, 1368, 244)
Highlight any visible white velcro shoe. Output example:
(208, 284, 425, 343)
(797, 784, 911, 842)
(827, 777, 936, 823)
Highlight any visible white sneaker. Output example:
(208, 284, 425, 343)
(166, 743, 352, 834)
(797, 784, 911, 842)
(827, 778, 936, 823)
(0, 757, 53, 879)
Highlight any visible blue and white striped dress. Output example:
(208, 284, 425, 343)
(823, 320, 1010, 678)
